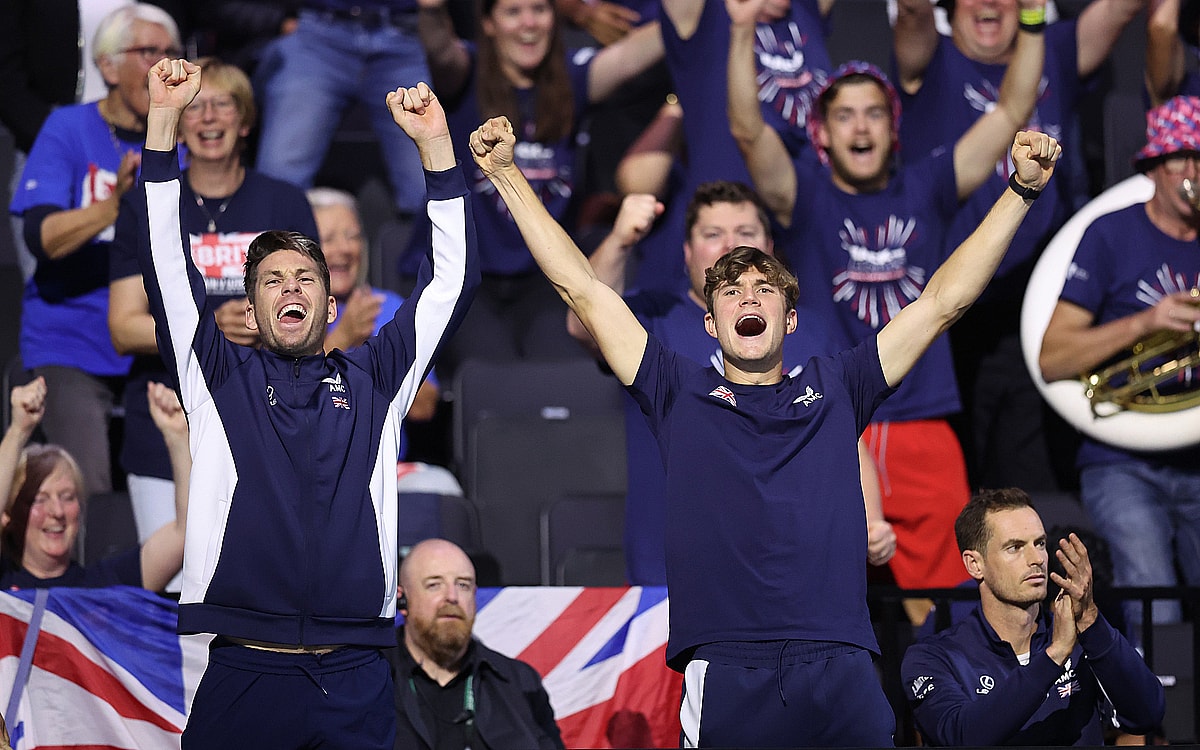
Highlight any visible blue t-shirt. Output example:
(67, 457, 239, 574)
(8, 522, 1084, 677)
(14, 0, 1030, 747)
(629, 334, 893, 669)
(109, 168, 319, 479)
(1058, 203, 1200, 468)
(779, 150, 961, 421)
(11, 102, 143, 376)
(621, 288, 827, 585)
(896, 26, 1083, 283)
(639, 0, 832, 292)
(400, 44, 592, 276)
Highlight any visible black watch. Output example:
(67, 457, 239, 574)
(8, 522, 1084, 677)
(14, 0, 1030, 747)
(1008, 171, 1042, 201)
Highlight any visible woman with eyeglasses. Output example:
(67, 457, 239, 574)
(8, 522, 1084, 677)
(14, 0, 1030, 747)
(8, 4, 182, 501)
(107, 58, 317, 573)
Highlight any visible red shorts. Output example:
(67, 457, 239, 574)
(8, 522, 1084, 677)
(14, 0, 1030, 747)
(864, 419, 970, 588)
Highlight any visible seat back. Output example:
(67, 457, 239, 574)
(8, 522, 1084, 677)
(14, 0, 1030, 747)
(540, 492, 625, 585)
(451, 358, 624, 493)
(469, 412, 626, 585)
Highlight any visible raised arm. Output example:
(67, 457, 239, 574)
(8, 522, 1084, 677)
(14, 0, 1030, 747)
(139, 381, 189, 592)
(614, 96, 684, 198)
(416, 0, 473, 100)
(1075, 0, 1147, 79)
(727, 0, 797, 225)
(892, 0, 939, 94)
(877, 131, 1059, 386)
(0, 378, 46, 523)
(473, 116, 648, 383)
(1039, 291, 1200, 382)
(587, 21, 665, 103)
(1055, 535, 1165, 732)
(557, 0, 641, 45)
(566, 193, 663, 354)
(951, 0, 1045, 199)
(377, 83, 478, 413)
(1146, 0, 1187, 106)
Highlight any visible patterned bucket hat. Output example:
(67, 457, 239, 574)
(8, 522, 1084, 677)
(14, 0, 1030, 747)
(806, 61, 902, 167)
(1134, 95, 1200, 171)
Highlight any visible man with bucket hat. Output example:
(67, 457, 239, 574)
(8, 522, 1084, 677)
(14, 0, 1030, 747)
(1040, 95, 1200, 638)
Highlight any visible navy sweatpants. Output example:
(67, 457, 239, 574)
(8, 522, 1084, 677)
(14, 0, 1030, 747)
(679, 640, 895, 748)
(183, 640, 394, 749)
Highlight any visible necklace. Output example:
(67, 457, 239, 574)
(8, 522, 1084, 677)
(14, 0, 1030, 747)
(195, 193, 233, 232)
(98, 100, 124, 156)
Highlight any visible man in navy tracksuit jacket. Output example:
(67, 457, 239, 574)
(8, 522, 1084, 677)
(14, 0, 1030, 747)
(902, 488, 1165, 745)
(136, 60, 479, 749)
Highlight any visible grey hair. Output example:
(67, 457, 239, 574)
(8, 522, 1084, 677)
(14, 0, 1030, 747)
(93, 4, 182, 62)
(306, 187, 359, 213)
(306, 187, 369, 288)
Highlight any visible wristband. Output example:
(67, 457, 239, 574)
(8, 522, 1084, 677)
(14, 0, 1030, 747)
(1008, 171, 1042, 201)
(1019, 6, 1047, 31)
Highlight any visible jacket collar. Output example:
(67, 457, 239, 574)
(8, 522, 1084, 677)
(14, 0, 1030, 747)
(970, 603, 1052, 659)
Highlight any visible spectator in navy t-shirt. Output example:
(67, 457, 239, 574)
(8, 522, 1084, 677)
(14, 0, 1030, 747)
(1040, 95, 1200, 634)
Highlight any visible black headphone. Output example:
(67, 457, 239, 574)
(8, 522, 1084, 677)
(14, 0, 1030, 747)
(398, 592, 408, 611)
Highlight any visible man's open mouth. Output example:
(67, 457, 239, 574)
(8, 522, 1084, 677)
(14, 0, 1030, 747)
(278, 303, 307, 321)
(735, 314, 766, 337)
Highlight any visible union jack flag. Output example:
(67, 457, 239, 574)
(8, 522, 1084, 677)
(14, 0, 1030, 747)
(0, 587, 209, 749)
(709, 385, 737, 407)
(0, 586, 681, 749)
(331, 396, 350, 410)
(1057, 679, 1080, 698)
(474, 586, 681, 748)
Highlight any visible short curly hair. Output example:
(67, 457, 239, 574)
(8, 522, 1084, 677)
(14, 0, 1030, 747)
(702, 246, 799, 316)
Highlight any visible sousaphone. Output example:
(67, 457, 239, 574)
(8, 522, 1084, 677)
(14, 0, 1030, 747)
(1020, 174, 1200, 451)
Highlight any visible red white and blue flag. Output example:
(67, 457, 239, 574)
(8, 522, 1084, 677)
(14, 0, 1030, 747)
(0, 586, 680, 749)
(474, 586, 682, 748)
(0, 587, 209, 750)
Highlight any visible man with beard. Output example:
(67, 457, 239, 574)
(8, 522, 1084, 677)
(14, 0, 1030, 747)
(901, 489, 1164, 745)
(388, 539, 564, 750)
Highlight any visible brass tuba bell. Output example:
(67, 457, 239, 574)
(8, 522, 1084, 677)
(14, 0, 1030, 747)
(1081, 288, 1200, 417)
(1021, 174, 1200, 452)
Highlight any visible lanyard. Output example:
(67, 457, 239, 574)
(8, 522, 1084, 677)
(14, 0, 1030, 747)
(410, 672, 476, 747)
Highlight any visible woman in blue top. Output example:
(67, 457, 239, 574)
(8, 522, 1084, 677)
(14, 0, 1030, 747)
(410, 0, 664, 370)
(0, 378, 188, 591)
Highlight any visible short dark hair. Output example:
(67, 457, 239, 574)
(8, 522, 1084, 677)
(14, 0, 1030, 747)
(703, 246, 799, 315)
(817, 72, 893, 122)
(955, 487, 1036, 554)
(243, 231, 330, 303)
(684, 181, 773, 242)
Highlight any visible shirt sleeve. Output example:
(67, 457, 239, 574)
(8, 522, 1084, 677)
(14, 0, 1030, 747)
(1078, 614, 1166, 733)
(353, 164, 479, 412)
(902, 636, 1064, 745)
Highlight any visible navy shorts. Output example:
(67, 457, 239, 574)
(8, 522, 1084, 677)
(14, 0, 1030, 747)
(183, 640, 395, 750)
(680, 640, 895, 748)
